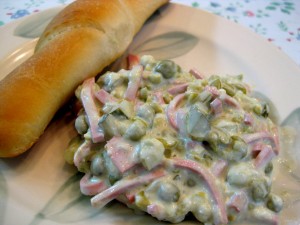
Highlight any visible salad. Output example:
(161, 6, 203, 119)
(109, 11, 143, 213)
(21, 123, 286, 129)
(64, 55, 282, 224)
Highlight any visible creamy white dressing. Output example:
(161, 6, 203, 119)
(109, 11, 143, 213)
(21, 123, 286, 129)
(65, 55, 283, 225)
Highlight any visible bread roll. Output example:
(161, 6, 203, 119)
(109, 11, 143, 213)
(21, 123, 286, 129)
(0, 0, 169, 158)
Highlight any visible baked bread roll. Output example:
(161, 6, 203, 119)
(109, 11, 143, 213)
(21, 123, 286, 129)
(0, 0, 169, 158)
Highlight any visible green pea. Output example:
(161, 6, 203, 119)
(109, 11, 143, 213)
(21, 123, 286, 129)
(265, 162, 273, 174)
(187, 178, 196, 187)
(149, 72, 162, 84)
(64, 136, 83, 165)
(139, 87, 148, 100)
(75, 114, 88, 135)
(267, 194, 283, 212)
(192, 193, 212, 223)
(158, 181, 180, 202)
(227, 163, 257, 187)
(154, 60, 180, 79)
(125, 120, 146, 141)
(90, 153, 105, 176)
(231, 136, 248, 160)
(251, 178, 270, 202)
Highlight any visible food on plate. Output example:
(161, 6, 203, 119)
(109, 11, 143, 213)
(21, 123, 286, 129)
(65, 55, 282, 224)
(0, 0, 169, 158)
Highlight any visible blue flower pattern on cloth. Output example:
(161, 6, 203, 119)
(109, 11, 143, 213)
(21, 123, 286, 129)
(11, 9, 30, 19)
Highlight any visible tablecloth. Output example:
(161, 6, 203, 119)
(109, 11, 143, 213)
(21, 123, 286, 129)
(0, 0, 299, 66)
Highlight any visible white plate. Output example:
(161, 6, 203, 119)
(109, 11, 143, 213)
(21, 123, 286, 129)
(1, 3, 300, 225)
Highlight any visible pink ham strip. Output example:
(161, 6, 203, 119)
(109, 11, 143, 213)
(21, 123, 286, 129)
(254, 144, 275, 169)
(106, 136, 137, 174)
(227, 191, 248, 213)
(242, 130, 279, 155)
(167, 83, 189, 95)
(124, 65, 143, 101)
(73, 141, 92, 168)
(205, 86, 220, 98)
(81, 78, 105, 143)
(153, 91, 165, 104)
(219, 93, 240, 108)
(80, 173, 109, 196)
(94, 89, 118, 105)
(271, 127, 280, 155)
(166, 93, 185, 130)
(244, 113, 254, 125)
(211, 159, 228, 177)
(91, 168, 166, 208)
(210, 98, 223, 114)
(189, 68, 204, 79)
(168, 158, 228, 225)
(251, 142, 264, 157)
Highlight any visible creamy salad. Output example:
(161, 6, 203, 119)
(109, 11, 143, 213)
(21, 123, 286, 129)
(65, 55, 282, 224)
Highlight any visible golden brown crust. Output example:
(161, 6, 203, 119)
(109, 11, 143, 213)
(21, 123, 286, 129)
(0, 0, 168, 157)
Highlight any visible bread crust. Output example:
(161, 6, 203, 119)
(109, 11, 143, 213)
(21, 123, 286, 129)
(0, 0, 168, 157)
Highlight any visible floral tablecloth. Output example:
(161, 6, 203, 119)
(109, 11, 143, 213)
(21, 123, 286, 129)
(0, 0, 299, 66)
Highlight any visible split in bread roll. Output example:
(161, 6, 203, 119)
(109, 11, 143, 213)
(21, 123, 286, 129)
(0, 0, 169, 158)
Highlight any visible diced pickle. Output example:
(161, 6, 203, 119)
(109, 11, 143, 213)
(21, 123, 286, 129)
(137, 104, 155, 125)
(222, 136, 248, 161)
(149, 102, 163, 113)
(208, 75, 221, 89)
(187, 104, 210, 140)
(253, 102, 270, 117)
(222, 83, 236, 96)
(157, 136, 177, 148)
(199, 90, 212, 103)
(135, 191, 150, 210)
(139, 138, 165, 170)
(187, 92, 199, 104)
(119, 100, 134, 119)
